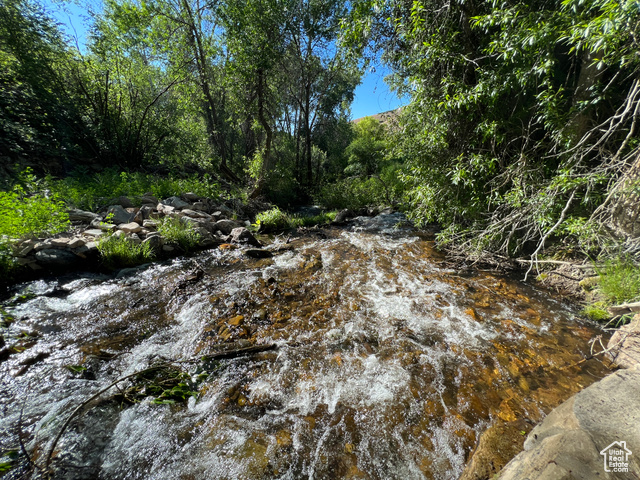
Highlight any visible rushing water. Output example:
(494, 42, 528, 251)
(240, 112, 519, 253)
(0, 214, 610, 479)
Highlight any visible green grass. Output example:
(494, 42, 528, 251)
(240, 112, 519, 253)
(253, 207, 337, 232)
(596, 257, 640, 305)
(581, 256, 640, 324)
(97, 234, 155, 268)
(157, 217, 201, 252)
(45, 168, 223, 211)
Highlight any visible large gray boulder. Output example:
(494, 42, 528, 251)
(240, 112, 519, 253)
(34, 249, 80, 269)
(106, 205, 133, 225)
(497, 367, 640, 479)
(67, 208, 100, 223)
(215, 219, 241, 235)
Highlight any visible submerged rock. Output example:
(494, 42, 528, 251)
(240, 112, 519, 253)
(244, 249, 273, 259)
(497, 367, 640, 479)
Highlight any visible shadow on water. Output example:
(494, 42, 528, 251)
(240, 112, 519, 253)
(0, 214, 611, 479)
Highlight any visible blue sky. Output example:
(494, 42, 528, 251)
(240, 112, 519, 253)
(43, 1, 407, 119)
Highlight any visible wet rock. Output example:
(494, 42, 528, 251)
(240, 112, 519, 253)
(162, 196, 190, 209)
(244, 249, 273, 259)
(34, 249, 80, 269)
(229, 227, 262, 247)
(607, 318, 640, 368)
(215, 219, 241, 235)
(497, 367, 640, 479)
(67, 208, 100, 223)
(118, 222, 142, 234)
(106, 205, 133, 225)
(460, 419, 531, 480)
(333, 209, 353, 224)
(142, 234, 163, 251)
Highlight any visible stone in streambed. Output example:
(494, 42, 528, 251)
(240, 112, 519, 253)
(244, 249, 273, 259)
(229, 227, 261, 247)
(496, 367, 640, 479)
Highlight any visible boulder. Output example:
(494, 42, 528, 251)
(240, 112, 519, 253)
(142, 234, 163, 251)
(34, 249, 80, 269)
(229, 227, 261, 247)
(333, 209, 353, 224)
(139, 194, 159, 205)
(106, 205, 133, 225)
(244, 249, 273, 259)
(162, 196, 190, 209)
(497, 367, 640, 479)
(192, 201, 208, 212)
(118, 222, 142, 234)
(67, 209, 100, 223)
(607, 318, 640, 369)
(182, 192, 200, 202)
(215, 219, 241, 235)
(112, 196, 134, 208)
(143, 219, 158, 229)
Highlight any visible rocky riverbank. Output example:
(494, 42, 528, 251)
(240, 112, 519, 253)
(6, 193, 273, 279)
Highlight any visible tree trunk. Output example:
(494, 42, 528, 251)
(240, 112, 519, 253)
(250, 69, 274, 198)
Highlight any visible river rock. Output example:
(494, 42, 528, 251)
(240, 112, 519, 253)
(142, 234, 163, 251)
(192, 201, 208, 212)
(182, 192, 200, 202)
(244, 249, 273, 259)
(215, 219, 241, 235)
(118, 222, 142, 234)
(34, 249, 80, 269)
(139, 194, 159, 205)
(83, 229, 105, 238)
(333, 209, 353, 224)
(460, 419, 531, 480)
(68, 237, 85, 249)
(106, 205, 133, 225)
(112, 196, 134, 208)
(67, 208, 100, 223)
(497, 367, 640, 479)
(162, 196, 190, 209)
(607, 318, 640, 369)
(229, 227, 261, 247)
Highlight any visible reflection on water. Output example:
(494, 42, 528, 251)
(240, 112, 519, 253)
(0, 214, 610, 479)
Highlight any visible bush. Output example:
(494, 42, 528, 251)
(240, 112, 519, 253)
(157, 217, 200, 252)
(0, 187, 69, 239)
(97, 234, 155, 268)
(254, 207, 292, 232)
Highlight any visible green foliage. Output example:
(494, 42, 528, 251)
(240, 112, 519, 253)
(157, 217, 200, 252)
(344, 0, 640, 257)
(254, 207, 291, 232)
(345, 118, 388, 176)
(97, 234, 155, 268)
(254, 207, 337, 232)
(46, 169, 222, 211)
(581, 302, 611, 322)
(116, 366, 198, 405)
(596, 257, 640, 305)
(0, 170, 70, 239)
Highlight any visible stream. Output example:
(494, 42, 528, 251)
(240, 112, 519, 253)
(0, 213, 610, 479)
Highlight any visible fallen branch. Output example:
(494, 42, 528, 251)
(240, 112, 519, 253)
(608, 302, 640, 316)
(201, 343, 277, 361)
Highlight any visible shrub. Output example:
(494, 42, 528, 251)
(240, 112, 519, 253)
(97, 234, 155, 268)
(254, 207, 292, 232)
(157, 217, 200, 252)
(0, 185, 69, 239)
